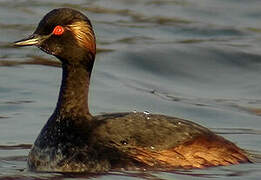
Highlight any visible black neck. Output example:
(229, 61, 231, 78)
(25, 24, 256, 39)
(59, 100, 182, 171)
(34, 56, 95, 148)
(54, 57, 94, 121)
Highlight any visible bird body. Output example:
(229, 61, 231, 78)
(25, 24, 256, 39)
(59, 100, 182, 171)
(14, 8, 250, 173)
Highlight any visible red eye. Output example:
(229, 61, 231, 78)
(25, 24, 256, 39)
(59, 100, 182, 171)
(52, 25, 64, 36)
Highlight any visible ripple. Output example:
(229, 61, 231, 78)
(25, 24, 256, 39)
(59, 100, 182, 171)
(85, 6, 192, 25)
(0, 144, 32, 150)
(0, 57, 60, 67)
(146, 0, 188, 6)
(0, 23, 33, 31)
(3, 100, 34, 105)
(212, 128, 261, 135)
(0, 155, 27, 162)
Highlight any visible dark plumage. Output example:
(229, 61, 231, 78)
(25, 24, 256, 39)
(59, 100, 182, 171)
(14, 8, 250, 173)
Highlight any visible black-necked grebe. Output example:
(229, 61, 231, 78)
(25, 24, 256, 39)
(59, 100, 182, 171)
(14, 8, 250, 173)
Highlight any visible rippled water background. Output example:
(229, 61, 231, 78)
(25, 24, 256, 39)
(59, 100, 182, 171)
(1, 0, 261, 179)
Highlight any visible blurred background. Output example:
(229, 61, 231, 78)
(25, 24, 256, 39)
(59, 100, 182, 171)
(1, 0, 261, 179)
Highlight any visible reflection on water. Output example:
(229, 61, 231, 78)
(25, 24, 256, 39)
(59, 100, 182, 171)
(1, 0, 261, 179)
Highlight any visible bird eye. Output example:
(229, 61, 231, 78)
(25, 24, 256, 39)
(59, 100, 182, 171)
(52, 25, 65, 36)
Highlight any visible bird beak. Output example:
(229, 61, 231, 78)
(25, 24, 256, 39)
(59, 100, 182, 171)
(13, 34, 40, 46)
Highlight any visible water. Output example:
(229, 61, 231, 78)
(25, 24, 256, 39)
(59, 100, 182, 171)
(1, 0, 261, 179)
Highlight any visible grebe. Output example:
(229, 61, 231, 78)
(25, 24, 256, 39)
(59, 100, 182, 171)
(14, 8, 250, 173)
